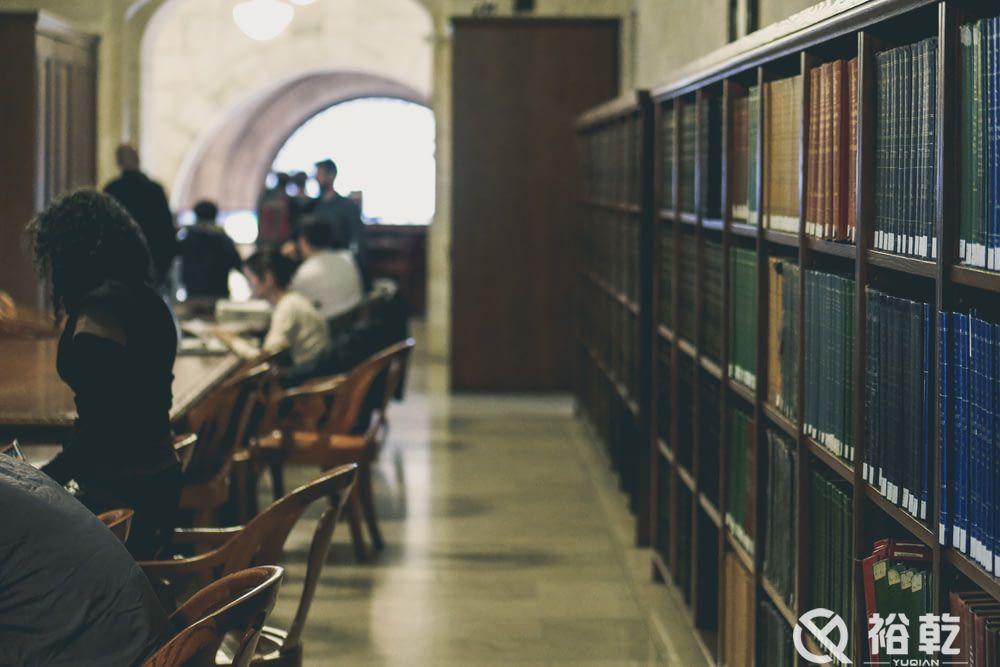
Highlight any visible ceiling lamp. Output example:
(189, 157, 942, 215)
(232, 0, 294, 41)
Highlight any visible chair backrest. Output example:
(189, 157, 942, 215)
(98, 508, 135, 543)
(172, 433, 198, 473)
(141, 465, 357, 621)
(367, 338, 415, 435)
(143, 566, 283, 667)
(183, 363, 273, 483)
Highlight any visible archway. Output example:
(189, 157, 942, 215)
(172, 70, 429, 211)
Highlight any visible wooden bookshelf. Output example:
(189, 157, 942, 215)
(576, 2, 1000, 664)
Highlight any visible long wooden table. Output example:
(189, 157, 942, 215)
(0, 338, 242, 442)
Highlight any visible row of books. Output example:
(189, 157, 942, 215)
(805, 58, 859, 242)
(758, 600, 795, 666)
(658, 226, 674, 330)
(939, 310, 1000, 575)
(700, 372, 721, 507)
(873, 38, 939, 259)
(655, 340, 672, 447)
(579, 284, 639, 400)
(762, 75, 803, 233)
(725, 407, 755, 555)
(678, 231, 697, 342)
(762, 429, 796, 608)
(729, 247, 758, 389)
(959, 16, 1000, 271)
(680, 103, 697, 215)
(804, 269, 855, 460)
(580, 211, 640, 306)
(812, 468, 854, 661)
(702, 239, 724, 364)
(581, 118, 641, 205)
(861, 539, 933, 664)
(699, 97, 723, 220)
(767, 257, 799, 422)
(949, 589, 1000, 665)
(722, 552, 755, 667)
(864, 289, 931, 524)
(661, 107, 675, 211)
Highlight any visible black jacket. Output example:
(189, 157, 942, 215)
(105, 171, 177, 282)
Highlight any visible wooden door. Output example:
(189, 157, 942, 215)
(450, 18, 619, 391)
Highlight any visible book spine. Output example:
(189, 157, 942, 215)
(849, 57, 859, 242)
(941, 311, 950, 546)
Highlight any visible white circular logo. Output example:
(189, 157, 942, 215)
(793, 608, 852, 664)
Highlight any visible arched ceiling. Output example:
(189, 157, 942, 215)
(174, 70, 429, 211)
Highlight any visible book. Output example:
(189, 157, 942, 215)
(767, 257, 799, 421)
(681, 102, 698, 214)
(726, 406, 755, 554)
(662, 106, 676, 211)
(804, 269, 855, 461)
(702, 239, 724, 363)
(679, 228, 697, 343)
(748, 86, 760, 225)
(659, 226, 674, 329)
(729, 246, 758, 390)
(700, 371, 721, 506)
(864, 288, 932, 524)
(731, 95, 750, 221)
(811, 468, 854, 659)
(723, 551, 755, 667)
(763, 75, 802, 233)
(700, 95, 723, 219)
(874, 38, 938, 259)
(762, 428, 796, 607)
(758, 600, 795, 667)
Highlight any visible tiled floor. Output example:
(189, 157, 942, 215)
(263, 334, 706, 666)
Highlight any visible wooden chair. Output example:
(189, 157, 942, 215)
(143, 566, 283, 667)
(140, 464, 358, 666)
(252, 339, 415, 560)
(98, 508, 135, 543)
(179, 363, 276, 526)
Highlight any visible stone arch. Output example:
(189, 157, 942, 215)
(172, 70, 429, 211)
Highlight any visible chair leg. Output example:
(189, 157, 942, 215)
(269, 462, 285, 501)
(346, 486, 370, 563)
(358, 463, 384, 550)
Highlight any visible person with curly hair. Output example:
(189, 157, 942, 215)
(27, 189, 182, 559)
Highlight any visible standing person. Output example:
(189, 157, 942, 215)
(28, 190, 182, 560)
(312, 158, 370, 289)
(0, 455, 170, 666)
(178, 199, 243, 300)
(291, 217, 363, 320)
(103, 144, 177, 289)
(289, 170, 313, 236)
(257, 172, 292, 248)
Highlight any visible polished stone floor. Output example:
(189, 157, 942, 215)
(262, 336, 706, 666)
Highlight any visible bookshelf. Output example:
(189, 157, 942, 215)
(575, 91, 655, 546)
(576, 1, 1000, 664)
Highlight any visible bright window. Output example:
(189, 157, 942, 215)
(271, 97, 436, 225)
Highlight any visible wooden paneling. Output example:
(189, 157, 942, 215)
(450, 18, 619, 391)
(0, 12, 97, 310)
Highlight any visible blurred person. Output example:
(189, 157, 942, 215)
(312, 158, 370, 289)
(244, 248, 329, 370)
(178, 199, 243, 300)
(257, 171, 292, 247)
(0, 455, 170, 666)
(291, 216, 363, 320)
(289, 170, 313, 235)
(28, 190, 182, 560)
(104, 144, 177, 288)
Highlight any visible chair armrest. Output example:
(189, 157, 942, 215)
(167, 526, 242, 549)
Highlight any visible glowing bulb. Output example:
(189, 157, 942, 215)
(232, 0, 294, 41)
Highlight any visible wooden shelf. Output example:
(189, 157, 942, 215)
(730, 221, 758, 239)
(584, 271, 640, 315)
(762, 402, 796, 439)
(679, 211, 699, 226)
(700, 356, 723, 380)
(658, 438, 674, 463)
(677, 464, 696, 492)
(760, 577, 796, 628)
(867, 250, 937, 278)
(764, 228, 798, 248)
(862, 483, 936, 547)
(582, 198, 640, 213)
(945, 549, 1000, 604)
(703, 217, 724, 232)
(652, 548, 672, 584)
(726, 530, 755, 574)
(699, 494, 722, 528)
(951, 264, 1000, 293)
(658, 208, 675, 221)
(805, 236, 857, 259)
(728, 380, 754, 406)
(657, 324, 675, 342)
(803, 436, 853, 484)
(677, 338, 697, 359)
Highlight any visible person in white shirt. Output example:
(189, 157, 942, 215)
(244, 248, 329, 368)
(290, 217, 364, 320)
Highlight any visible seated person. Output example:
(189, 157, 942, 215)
(0, 455, 170, 665)
(290, 217, 364, 320)
(29, 190, 182, 560)
(178, 199, 243, 300)
(244, 248, 330, 373)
